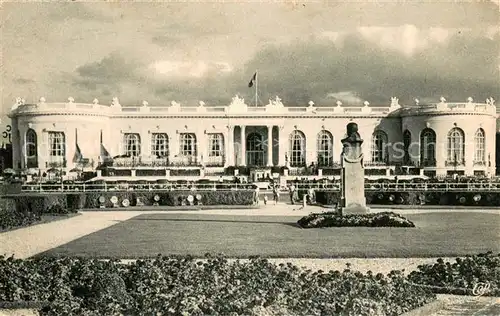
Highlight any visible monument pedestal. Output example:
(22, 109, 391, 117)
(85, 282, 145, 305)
(341, 203, 370, 215)
(339, 122, 370, 216)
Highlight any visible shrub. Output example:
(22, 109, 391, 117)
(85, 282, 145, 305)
(0, 255, 435, 316)
(408, 252, 500, 296)
(0, 206, 41, 231)
(297, 212, 415, 228)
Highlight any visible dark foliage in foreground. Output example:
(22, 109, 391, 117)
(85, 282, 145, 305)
(297, 212, 415, 228)
(0, 255, 435, 316)
(0, 206, 41, 230)
(0, 203, 75, 231)
(408, 252, 500, 296)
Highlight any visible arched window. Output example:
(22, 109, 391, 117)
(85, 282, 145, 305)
(151, 133, 168, 158)
(371, 130, 388, 163)
(289, 130, 306, 167)
(124, 133, 141, 157)
(48, 132, 65, 157)
(317, 130, 333, 167)
(246, 132, 264, 166)
(420, 128, 436, 167)
(403, 130, 411, 165)
(180, 133, 197, 156)
(474, 128, 485, 164)
(447, 128, 465, 165)
(26, 129, 38, 168)
(208, 134, 224, 157)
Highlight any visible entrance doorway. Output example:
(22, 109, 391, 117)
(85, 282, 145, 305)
(246, 132, 265, 166)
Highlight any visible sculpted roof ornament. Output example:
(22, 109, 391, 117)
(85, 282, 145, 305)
(170, 101, 181, 112)
(111, 97, 121, 108)
(486, 97, 495, 106)
(439, 96, 446, 103)
(272, 96, 283, 107)
(68, 97, 75, 103)
(414, 98, 419, 106)
(363, 101, 370, 107)
(467, 97, 473, 103)
(93, 98, 99, 105)
(228, 95, 247, 112)
(142, 100, 149, 107)
(39, 97, 46, 103)
(199, 101, 205, 107)
(308, 100, 315, 107)
(230, 95, 245, 106)
(11, 97, 25, 111)
(390, 97, 399, 107)
(336, 100, 342, 107)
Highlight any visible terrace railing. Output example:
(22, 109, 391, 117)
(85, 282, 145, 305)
(20, 181, 500, 193)
(21, 182, 257, 193)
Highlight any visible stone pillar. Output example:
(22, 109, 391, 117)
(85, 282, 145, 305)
(278, 126, 286, 166)
(240, 125, 246, 166)
(198, 132, 206, 165)
(226, 126, 234, 166)
(267, 125, 273, 166)
(306, 132, 315, 166)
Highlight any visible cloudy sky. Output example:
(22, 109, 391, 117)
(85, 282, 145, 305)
(1, 0, 499, 125)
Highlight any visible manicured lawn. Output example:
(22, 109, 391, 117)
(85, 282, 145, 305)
(39, 212, 500, 258)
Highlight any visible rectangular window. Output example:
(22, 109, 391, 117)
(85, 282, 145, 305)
(208, 134, 224, 157)
(123, 133, 141, 157)
(180, 133, 197, 156)
(48, 132, 65, 157)
(151, 133, 169, 158)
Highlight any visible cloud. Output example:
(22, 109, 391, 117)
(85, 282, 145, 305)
(47, 3, 111, 22)
(240, 30, 499, 106)
(76, 53, 140, 81)
(12, 78, 35, 85)
(149, 60, 233, 78)
(326, 92, 364, 105)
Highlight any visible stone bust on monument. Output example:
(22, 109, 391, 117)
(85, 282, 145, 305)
(339, 122, 370, 215)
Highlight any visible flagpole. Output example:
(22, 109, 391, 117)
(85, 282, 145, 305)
(255, 70, 258, 107)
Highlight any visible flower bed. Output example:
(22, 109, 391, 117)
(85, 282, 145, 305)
(408, 252, 500, 296)
(0, 255, 435, 316)
(297, 212, 415, 228)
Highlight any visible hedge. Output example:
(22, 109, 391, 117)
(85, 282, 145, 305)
(315, 191, 500, 206)
(4, 190, 257, 213)
(0, 194, 76, 230)
(0, 255, 436, 316)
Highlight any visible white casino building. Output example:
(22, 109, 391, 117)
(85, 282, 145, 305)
(7, 95, 498, 179)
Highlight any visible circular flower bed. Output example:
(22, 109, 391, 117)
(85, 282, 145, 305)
(0, 255, 434, 316)
(297, 212, 415, 228)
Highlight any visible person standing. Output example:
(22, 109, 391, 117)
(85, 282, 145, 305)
(289, 184, 296, 205)
(273, 185, 280, 205)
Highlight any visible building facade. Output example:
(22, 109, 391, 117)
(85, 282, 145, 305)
(8, 95, 498, 178)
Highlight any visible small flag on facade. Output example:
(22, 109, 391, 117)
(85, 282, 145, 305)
(72, 129, 83, 163)
(73, 144, 83, 163)
(99, 130, 111, 161)
(248, 72, 257, 88)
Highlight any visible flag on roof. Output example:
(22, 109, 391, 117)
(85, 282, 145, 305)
(248, 72, 257, 88)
